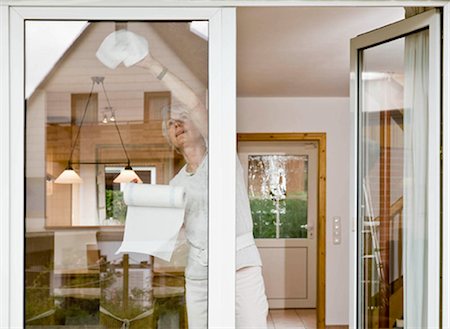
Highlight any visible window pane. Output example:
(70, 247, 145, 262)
(26, 20, 208, 328)
(248, 155, 308, 239)
(359, 29, 429, 328)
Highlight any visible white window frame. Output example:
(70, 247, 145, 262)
(2, 2, 450, 329)
(443, 4, 450, 329)
(0, 6, 236, 328)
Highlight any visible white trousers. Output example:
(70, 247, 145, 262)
(185, 266, 268, 329)
(236, 266, 268, 329)
(185, 277, 208, 329)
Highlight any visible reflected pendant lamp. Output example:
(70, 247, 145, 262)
(113, 164, 143, 183)
(55, 76, 141, 184)
(54, 164, 83, 184)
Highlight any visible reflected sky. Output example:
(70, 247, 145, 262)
(25, 21, 88, 98)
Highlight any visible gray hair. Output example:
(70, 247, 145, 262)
(160, 103, 190, 148)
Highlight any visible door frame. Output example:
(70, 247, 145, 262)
(238, 132, 326, 329)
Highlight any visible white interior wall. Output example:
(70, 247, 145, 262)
(237, 96, 350, 325)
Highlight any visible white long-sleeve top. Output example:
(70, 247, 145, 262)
(170, 156, 262, 280)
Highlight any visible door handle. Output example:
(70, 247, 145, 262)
(300, 224, 314, 230)
(300, 224, 314, 239)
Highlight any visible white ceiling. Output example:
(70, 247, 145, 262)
(237, 7, 405, 97)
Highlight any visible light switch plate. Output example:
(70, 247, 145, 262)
(333, 216, 341, 245)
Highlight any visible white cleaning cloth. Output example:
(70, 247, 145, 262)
(116, 183, 185, 261)
(96, 29, 149, 69)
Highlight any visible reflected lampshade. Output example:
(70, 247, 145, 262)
(113, 166, 143, 183)
(54, 166, 83, 184)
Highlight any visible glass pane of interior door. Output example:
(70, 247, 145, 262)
(359, 29, 430, 329)
(248, 154, 309, 239)
(25, 20, 208, 328)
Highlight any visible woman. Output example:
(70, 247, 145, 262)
(97, 29, 268, 328)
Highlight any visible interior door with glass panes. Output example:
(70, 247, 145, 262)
(238, 141, 318, 308)
(350, 8, 441, 329)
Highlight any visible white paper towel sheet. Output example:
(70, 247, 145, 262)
(116, 184, 185, 261)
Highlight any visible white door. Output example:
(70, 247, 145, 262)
(238, 141, 318, 308)
(350, 9, 441, 329)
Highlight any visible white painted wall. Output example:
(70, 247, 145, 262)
(237, 97, 350, 325)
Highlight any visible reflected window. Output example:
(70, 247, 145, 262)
(103, 166, 155, 224)
(144, 91, 171, 122)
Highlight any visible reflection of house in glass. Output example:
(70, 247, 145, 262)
(27, 21, 207, 227)
(25, 21, 206, 327)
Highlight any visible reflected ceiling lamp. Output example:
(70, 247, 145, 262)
(102, 106, 116, 124)
(55, 76, 142, 184)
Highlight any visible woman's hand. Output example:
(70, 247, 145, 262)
(134, 55, 153, 69)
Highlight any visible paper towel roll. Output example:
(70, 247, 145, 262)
(116, 184, 186, 262)
(123, 183, 185, 208)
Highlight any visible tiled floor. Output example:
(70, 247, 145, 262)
(268, 309, 317, 329)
